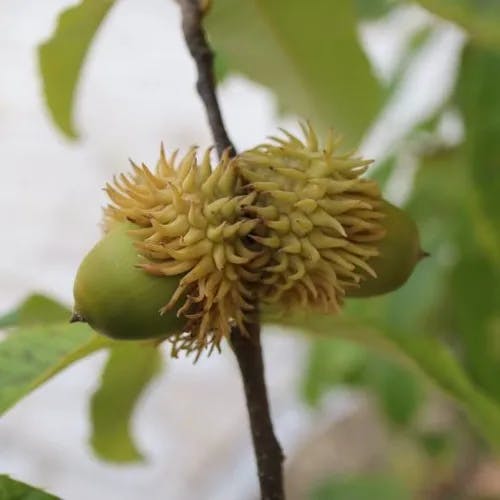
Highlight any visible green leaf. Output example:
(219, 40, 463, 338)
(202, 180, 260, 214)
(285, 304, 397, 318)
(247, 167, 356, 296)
(456, 45, 500, 263)
(311, 473, 411, 500)
(418, 430, 453, 458)
(355, 0, 395, 19)
(401, 146, 499, 399)
(0, 322, 107, 415)
(0, 475, 59, 500)
(38, 0, 116, 138)
(0, 309, 19, 329)
(18, 294, 71, 326)
(206, 0, 382, 144)
(0, 294, 70, 330)
(449, 245, 500, 401)
(368, 359, 422, 427)
(446, 45, 500, 400)
(415, 0, 500, 50)
(266, 312, 500, 449)
(213, 49, 230, 83)
(90, 342, 163, 462)
(302, 337, 368, 406)
(302, 338, 422, 427)
(378, 332, 500, 448)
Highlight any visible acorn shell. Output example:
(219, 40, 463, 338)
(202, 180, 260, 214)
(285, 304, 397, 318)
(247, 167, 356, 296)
(73, 222, 184, 340)
(346, 201, 424, 297)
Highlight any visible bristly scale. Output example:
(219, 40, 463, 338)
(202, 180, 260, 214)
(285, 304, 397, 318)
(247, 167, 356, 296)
(104, 147, 262, 356)
(236, 123, 386, 314)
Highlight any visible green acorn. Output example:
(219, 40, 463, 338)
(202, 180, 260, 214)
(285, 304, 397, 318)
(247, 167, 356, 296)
(72, 222, 184, 340)
(73, 148, 260, 354)
(346, 200, 427, 298)
(236, 123, 386, 313)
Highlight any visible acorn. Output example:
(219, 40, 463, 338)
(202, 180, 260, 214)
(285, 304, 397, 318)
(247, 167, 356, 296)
(74, 147, 261, 355)
(72, 221, 185, 340)
(345, 200, 427, 298)
(236, 123, 386, 314)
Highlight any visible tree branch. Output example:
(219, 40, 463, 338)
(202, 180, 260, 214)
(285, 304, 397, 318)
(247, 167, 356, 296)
(231, 323, 285, 500)
(178, 0, 235, 157)
(177, 1, 285, 499)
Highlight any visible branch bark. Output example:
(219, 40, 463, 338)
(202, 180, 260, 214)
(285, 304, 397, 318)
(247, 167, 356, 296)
(178, 1, 285, 499)
(178, 0, 235, 157)
(231, 323, 285, 500)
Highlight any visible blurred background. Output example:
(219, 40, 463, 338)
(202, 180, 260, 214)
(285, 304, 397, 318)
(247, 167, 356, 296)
(1, 0, 499, 499)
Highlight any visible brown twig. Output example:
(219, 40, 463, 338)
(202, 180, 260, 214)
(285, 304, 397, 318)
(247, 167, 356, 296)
(177, 1, 285, 498)
(231, 323, 285, 500)
(178, 0, 235, 158)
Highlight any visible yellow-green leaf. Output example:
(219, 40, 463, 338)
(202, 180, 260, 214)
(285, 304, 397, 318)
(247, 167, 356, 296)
(312, 473, 411, 500)
(415, 0, 500, 50)
(90, 342, 163, 462)
(266, 312, 500, 449)
(0, 323, 107, 415)
(206, 0, 382, 144)
(0, 475, 59, 500)
(0, 294, 70, 331)
(456, 44, 500, 262)
(39, 0, 116, 138)
(0, 309, 18, 329)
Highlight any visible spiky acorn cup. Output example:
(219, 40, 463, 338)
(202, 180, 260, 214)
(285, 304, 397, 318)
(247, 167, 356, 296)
(102, 147, 261, 354)
(236, 123, 386, 313)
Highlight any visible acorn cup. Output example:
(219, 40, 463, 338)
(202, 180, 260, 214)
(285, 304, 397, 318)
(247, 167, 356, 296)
(236, 123, 387, 312)
(72, 124, 425, 356)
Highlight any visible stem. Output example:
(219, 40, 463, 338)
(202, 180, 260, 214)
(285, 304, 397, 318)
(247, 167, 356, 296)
(177, 1, 285, 498)
(231, 324, 285, 500)
(178, 0, 235, 157)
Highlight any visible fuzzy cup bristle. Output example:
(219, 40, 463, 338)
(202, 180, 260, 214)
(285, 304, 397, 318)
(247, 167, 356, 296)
(236, 123, 385, 313)
(104, 147, 261, 354)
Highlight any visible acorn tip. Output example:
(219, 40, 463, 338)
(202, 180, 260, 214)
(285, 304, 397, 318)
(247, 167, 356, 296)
(70, 312, 85, 324)
(418, 249, 431, 260)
